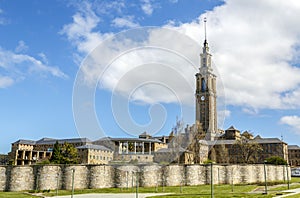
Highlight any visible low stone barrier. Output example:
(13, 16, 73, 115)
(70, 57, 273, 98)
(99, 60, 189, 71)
(0, 164, 291, 192)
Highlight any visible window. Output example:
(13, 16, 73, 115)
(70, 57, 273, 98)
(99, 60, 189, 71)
(201, 78, 206, 92)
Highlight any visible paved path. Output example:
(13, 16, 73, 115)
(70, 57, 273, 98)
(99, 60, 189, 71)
(274, 188, 300, 197)
(47, 193, 171, 198)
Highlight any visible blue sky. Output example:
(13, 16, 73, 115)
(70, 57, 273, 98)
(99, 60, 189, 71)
(1, 0, 300, 153)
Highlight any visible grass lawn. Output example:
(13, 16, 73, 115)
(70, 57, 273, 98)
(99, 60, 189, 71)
(1, 177, 299, 198)
(0, 192, 40, 198)
(38, 184, 283, 197)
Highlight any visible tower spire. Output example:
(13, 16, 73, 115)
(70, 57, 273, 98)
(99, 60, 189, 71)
(204, 17, 208, 46)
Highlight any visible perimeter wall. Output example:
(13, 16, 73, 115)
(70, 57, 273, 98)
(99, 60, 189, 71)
(0, 164, 291, 191)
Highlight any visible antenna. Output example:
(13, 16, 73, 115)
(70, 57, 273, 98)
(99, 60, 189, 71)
(204, 17, 207, 41)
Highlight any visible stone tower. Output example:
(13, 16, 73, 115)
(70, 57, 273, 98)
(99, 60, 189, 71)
(195, 20, 218, 140)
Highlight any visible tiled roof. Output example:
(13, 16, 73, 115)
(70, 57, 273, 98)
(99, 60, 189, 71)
(35, 138, 91, 145)
(12, 139, 36, 145)
(155, 147, 190, 153)
(288, 145, 300, 150)
(207, 138, 285, 145)
(13, 137, 92, 145)
(226, 126, 237, 130)
(96, 137, 162, 143)
(76, 144, 112, 151)
(255, 138, 285, 144)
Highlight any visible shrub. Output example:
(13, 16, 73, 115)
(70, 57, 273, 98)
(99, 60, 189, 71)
(265, 156, 287, 165)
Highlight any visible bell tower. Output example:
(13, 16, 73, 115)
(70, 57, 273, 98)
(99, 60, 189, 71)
(195, 18, 218, 140)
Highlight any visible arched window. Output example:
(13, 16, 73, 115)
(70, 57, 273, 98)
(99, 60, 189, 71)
(201, 78, 206, 92)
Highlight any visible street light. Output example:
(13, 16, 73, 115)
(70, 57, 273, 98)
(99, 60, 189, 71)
(56, 172, 59, 196)
(136, 171, 139, 198)
(286, 163, 290, 189)
(211, 162, 214, 198)
(263, 160, 268, 194)
(71, 169, 75, 198)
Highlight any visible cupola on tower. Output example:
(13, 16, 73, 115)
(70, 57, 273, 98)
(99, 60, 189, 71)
(195, 18, 218, 140)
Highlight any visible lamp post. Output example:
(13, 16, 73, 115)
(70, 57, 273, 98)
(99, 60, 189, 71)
(56, 172, 59, 196)
(136, 171, 139, 198)
(211, 162, 214, 198)
(286, 163, 290, 189)
(71, 169, 75, 198)
(263, 160, 268, 194)
(132, 171, 134, 192)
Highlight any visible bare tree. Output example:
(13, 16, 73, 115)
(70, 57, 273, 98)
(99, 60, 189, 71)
(187, 122, 206, 163)
(169, 117, 185, 164)
(217, 144, 229, 164)
(234, 133, 263, 164)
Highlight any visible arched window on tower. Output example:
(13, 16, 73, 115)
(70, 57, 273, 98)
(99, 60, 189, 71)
(201, 78, 206, 92)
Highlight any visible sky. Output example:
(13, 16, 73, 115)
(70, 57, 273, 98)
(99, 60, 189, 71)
(1, 0, 300, 153)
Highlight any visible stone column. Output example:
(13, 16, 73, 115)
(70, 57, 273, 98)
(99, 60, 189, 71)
(21, 150, 25, 165)
(149, 143, 151, 155)
(119, 142, 122, 154)
(28, 151, 32, 165)
(134, 142, 136, 154)
(36, 152, 40, 162)
(142, 142, 144, 154)
(126, 141, 129, 154)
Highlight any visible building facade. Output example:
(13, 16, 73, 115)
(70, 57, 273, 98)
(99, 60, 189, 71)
(9, 138, 94, 165)
(77, 144, 113, 164)
(208, 126, 289, 164)
(288, 145, 300, 167)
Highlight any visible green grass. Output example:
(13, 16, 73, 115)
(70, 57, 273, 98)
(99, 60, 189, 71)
(291, 177, 300, 183)
(0, 192, 39, 198)
(1, 177, 300, 198)
(40, 185, 276, 197)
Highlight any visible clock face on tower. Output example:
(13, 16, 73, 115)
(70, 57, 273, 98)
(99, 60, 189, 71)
(201, 96, 205, 101)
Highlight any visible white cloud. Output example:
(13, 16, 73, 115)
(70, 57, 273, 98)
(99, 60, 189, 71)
(0, 47, 67, 88)
(280, 115, 300, 134)
(0, 8, 7, 25)
(38, 52, 48, 64)
(166, 0, 300, 111)
(68, 0, 300, 113)
(60, 2, 113, 55)
(93, 0, 125, 15)
(112, 16, 140, 28)
(141, 0, 154, 15)
(15, 40, 29, 53)
(0, 76, 13, 88)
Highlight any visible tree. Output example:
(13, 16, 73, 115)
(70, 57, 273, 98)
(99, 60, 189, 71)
(187, 121, 206, 163)
(50, 142, 78, 164)
(168, 117, 185, 164)
(50, 141, 61, 164)
(233, 133, 263, 164)
(60, 142, 79, 164)
(217, 144, 229, 164)
(265, 156, 287, 165)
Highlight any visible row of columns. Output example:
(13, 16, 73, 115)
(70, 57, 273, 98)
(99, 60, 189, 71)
(15, 150, 49, 165)
(118, 141, 152, 155)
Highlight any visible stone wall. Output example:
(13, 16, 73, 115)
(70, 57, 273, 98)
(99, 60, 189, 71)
(0, 164, 291, 192)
